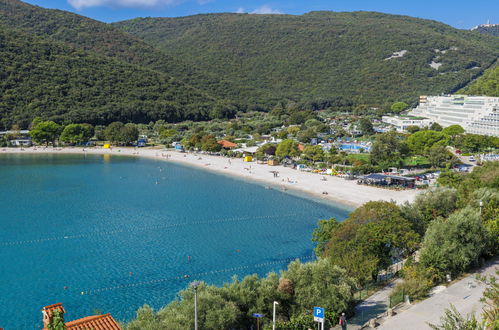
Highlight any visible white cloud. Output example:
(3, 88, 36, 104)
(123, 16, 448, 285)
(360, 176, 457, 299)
(235, 7, 245, 14)
(68, 0, 180, 10)
(250, 5, 282, 14)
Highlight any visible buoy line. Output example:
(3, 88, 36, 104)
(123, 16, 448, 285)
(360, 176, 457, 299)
(78, 255, 315, 295)
(0, 212, 313, 247)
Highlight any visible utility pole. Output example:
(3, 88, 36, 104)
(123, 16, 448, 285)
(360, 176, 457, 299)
(272, 301, 279, 330)
(191, 281, 200, 330)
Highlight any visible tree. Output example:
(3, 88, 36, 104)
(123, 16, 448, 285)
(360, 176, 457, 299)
(104, 122, 124, 144)
(406, 125, 420, 134)
(400, 187, 458, 235)
(420, 207, 488, 277)
(312, 218, 340, 257)
(430, 122, 443, 131)
(325, 201, 419, 283)
(48, 309, 66, 330)
(369, 132, 409, 168)
(406, 130, 449, 155)
(59, 123, 94, 144)
(302, 145, 324, 162)
(276, 139, 300, 158)
(442, 125, 465, 137)
(427, 145, 453, 168)
(358, 118, 375, 135)
(428, 305, 480, 330)
(200, 135, 222, 152)
(120, 123, 139, 145)
(391, 102, 409, 113)
(30, 121, 61, 146)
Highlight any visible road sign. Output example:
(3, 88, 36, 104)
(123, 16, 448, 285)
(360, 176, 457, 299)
(253, 313, 264, 318)
(313, 307, 324, 322)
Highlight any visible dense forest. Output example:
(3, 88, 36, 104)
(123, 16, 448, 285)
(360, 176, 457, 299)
(460, 64, 499, 97)
(0, 0, 498, 127)
(114, 12, 499, 107)
(0, 26, 224, 128)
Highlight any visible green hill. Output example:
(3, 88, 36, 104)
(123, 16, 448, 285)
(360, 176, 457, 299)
(114, 11, 499, 108)
(0, 0, 233, 99)
(0, 26, 218, 128)
(460, 64, 499, 96)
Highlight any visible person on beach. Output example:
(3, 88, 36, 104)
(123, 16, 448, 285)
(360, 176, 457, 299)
(339, 313, 347, 329)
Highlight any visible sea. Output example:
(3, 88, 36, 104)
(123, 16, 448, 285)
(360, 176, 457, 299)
(0, 153, 350, 329)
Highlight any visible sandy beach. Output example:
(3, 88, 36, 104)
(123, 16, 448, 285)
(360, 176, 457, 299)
(1, 147, 421, 208)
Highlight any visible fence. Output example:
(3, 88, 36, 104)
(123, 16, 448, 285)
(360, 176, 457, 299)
(389, 288, 405, 308)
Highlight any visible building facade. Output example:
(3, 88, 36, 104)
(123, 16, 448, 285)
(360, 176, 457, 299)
(408, 95, 499, 137)
(381, 115, 433, 132)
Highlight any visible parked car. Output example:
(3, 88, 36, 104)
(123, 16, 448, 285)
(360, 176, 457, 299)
(469, 156, 476, 162)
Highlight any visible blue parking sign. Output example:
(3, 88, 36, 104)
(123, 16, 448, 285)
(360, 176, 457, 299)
(313, 307, 324, 322)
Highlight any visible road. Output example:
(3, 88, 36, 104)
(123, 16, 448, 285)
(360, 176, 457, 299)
(378, 259, 498, 330)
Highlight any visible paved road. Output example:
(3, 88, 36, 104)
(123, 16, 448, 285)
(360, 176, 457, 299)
(378, 260, 498, 330)
(348, 279, 402, 329)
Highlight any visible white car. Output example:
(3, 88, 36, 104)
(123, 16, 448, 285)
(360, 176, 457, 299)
(469, 156, 476, 162)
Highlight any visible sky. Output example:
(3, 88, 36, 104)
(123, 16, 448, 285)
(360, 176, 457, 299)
(22, 0, 498, 29)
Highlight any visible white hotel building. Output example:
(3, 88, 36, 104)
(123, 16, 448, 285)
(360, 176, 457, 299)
(383, 95, 499, 137)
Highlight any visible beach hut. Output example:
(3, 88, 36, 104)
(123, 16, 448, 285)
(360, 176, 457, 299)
(267, 159, 279, 166)
(103, 144, 111, 149)
(244, 156, 253, 162)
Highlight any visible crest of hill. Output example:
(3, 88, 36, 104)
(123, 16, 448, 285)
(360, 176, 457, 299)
(113, 11, 499, 108)
(460, 64, 499, 97)
(0, 25, 218, 129)
(0, 0, 233, 99)
(473, 25, 499, 37)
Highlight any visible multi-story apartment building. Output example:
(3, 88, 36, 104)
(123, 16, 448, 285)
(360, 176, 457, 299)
(381, 115, 433, 132)
(408, 95, 499, 137)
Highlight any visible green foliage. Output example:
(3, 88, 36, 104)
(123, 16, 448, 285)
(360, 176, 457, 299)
(0, 22, 220, 128)
(358, 118, 375, 135)
(60, 124, 94, 144)
(427, 145, 456, 168)
(390, 102, 409, 113)
(453, 134, 499, 153)
(325, 201, 419, 284)
(428, 305, 480, 330)
(48, 310, 66, 330)
(420, 207, 488, 277)
(460, 65, 499, 97)
(200, 135, 222, 152)
(302, 145, 324, 162)
(29, 120, 61, 145)
(312, 218, 340, 257)
(400, 187, 459, 235)
(369, 132, 409, 168)
(406, 125, 421, 134)
(391, 263, 435, 303)
(114, 12, 499, 110)
(442, 124, 465, 137)
(406, 130, 450, 155)
(126, 259, 356, 329)
(276, 139, 300, 158)
(430, 122, 443, 131)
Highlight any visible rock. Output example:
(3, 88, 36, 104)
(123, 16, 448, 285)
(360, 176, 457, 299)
(368, 318, 377, 328)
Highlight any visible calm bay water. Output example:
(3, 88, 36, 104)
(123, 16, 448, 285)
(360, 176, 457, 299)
(0, 153, 350, 329)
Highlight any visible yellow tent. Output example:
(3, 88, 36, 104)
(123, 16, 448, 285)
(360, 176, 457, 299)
(244, 156, 253, 162)
(103, 144, 111, 149)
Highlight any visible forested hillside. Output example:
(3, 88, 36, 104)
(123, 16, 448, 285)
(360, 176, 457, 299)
(0, 0, 235, 99)
(460, 64, 499, 97)
(114, 11, 499, 108)
(0, 26, 220, 128)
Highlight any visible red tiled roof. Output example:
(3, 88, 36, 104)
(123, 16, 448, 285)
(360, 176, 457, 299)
(65, 314, 121, 330)
(297, 144, 305, 151)
(218, 140, 237, 148)
(42, 303, 66, 318)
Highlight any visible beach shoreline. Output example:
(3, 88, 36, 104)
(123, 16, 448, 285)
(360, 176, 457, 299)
(0, 147, 421, 208)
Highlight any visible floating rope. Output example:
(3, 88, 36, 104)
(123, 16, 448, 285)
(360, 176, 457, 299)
(0, 213, 313, 246)
(79, 255, 315, 295)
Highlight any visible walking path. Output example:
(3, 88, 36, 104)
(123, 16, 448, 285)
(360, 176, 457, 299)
(378, 259, 498, 329)
(348, 279, 402, 329)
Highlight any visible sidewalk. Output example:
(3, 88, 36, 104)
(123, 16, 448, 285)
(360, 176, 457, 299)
(378, 259, 498, 329)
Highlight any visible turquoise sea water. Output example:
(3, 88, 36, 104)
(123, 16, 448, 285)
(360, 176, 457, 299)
(0, 153, 350, 329)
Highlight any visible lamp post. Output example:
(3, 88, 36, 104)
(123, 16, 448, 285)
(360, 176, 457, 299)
(273, 301, 279, 330)
(191, 281, 200, 330)
(479, 200, 483, 215)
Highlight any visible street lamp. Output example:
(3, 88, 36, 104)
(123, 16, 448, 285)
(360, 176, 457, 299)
(191, 281, 200, 330)
(479, 200, 483, 215)
(272, 301, 279, 330)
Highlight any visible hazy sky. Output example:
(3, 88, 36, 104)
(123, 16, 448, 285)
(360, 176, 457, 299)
(22, 0, 498, 28)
